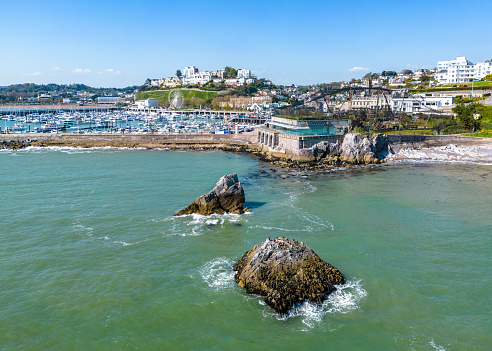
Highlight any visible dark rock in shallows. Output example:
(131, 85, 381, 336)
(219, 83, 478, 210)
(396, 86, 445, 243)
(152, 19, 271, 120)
(233, 237, 344, 314)
(175, 173, 247, 216)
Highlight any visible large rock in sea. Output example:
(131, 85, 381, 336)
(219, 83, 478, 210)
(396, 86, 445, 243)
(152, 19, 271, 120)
(234, 237, 344, 314)
(175, 173, 246, 216)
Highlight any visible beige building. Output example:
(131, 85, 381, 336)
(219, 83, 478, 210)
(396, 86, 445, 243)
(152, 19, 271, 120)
(161, 77, 182, 87)
(217, 95, 272, 109)
(348, 96, 391, 110)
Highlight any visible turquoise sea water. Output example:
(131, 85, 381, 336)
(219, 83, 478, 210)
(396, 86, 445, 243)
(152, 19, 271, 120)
(0, 148, 490, 350)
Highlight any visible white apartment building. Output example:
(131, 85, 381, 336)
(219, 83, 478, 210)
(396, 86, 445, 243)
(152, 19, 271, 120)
(183, 66, 198, 78)
(181, 68, 227, 85)
(436, 56, 492, 84)
(392, 93, 453, 114)
(223, 77, 254, 86)
(237, 69, 251, 79)
(182, 71, 212, 85)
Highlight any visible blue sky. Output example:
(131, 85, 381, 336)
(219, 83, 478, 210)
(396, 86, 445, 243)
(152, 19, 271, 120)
(1, 0, 491, 87)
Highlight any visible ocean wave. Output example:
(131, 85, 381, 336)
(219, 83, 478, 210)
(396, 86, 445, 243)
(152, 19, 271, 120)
(162, 213, 247, 237)
(95, 235, 139, 247)
(264, 278, 367, 330)
(73, 224, 94, 237)
(3, 146, 147, 154)
(429, 339, 447, 351)
(199, 257, 236, 290)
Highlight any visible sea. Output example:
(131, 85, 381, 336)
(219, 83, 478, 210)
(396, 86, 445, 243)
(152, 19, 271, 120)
(0, 147, 490, 350)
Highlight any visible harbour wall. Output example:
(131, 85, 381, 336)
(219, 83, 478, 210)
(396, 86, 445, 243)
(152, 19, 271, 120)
(0, 132, 257, 145)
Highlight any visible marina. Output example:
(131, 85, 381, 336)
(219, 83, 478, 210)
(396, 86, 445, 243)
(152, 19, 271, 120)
(0, 108, 262, 135)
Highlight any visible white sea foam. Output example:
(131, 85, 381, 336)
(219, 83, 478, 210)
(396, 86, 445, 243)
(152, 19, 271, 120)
(263, 278, 367, 330)
(113, 240, 136, 246)
(5, 145, 147, 154)
(429, 339, 447, 351)
(73, 224, 93, 237)
(163, 213, 246, 237)
(199, 257, 236, 290)
(97, 235, 139, 246)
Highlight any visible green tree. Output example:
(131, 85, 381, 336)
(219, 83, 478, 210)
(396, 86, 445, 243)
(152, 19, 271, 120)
(176, 70, 182, 78)
(420, 74, 431, 82)
(452, 103, 481, 131)
(481, 74, 492, 81)
(224, 66, 237, 79)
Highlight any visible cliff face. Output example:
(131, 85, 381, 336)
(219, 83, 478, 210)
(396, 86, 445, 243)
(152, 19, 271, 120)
(175, 173, 247, 216)
(234, 237, 344, 315)
(310, 133, 389, 164)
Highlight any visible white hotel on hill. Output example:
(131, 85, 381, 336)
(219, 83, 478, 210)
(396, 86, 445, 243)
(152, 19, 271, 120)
(436, 56, 492, 84)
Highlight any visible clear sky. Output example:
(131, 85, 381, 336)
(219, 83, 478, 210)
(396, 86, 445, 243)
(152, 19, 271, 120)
(1, 0, 491, 88)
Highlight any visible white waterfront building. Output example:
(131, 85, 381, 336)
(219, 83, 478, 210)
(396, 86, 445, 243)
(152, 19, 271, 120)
(135, 98, 159, 108)
(436, 56, 492, 84)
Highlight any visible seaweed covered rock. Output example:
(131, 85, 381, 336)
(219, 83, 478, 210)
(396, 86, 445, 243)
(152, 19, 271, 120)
(234, 237, 344, 314)
(175, 173, 246, 216)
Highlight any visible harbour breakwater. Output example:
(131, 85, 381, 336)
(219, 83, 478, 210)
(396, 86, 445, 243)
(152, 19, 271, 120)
(1, 132, 490, 170)
(0, 133, 257, 152)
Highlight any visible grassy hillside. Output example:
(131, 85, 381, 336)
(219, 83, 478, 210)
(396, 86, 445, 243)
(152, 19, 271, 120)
(136, 89, 219, 107)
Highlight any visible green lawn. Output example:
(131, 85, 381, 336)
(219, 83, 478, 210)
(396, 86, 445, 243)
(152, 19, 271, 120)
(384, 129, 435, 135)
(441, 81, 492, 89)
(411, 81, 492, 93)
(462, 131, 492, 137)
(136, 89, 219, 105)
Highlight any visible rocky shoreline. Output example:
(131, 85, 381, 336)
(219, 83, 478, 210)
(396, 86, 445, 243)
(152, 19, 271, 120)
(2, 133, 491, 172)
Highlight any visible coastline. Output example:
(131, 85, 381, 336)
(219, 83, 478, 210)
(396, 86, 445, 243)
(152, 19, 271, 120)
(2, 132, 492, 170)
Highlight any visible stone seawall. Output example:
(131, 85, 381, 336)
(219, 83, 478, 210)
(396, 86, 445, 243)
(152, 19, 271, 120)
(0, 132, 257, 150)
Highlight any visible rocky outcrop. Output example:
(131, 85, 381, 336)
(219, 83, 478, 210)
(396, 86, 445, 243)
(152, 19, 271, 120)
(175, 173, 247, 216)
(339, 133, 388, 163)
(234, 237, 344, 314)
(309, 133, 389, 164)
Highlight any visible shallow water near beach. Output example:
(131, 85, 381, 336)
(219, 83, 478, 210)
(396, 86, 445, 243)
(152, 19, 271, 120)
(0, 148, 490, 350)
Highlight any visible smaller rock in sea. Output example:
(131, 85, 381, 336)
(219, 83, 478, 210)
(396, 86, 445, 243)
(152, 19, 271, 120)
(233, 237, 344, 314)
(175, 173, 247, 216)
